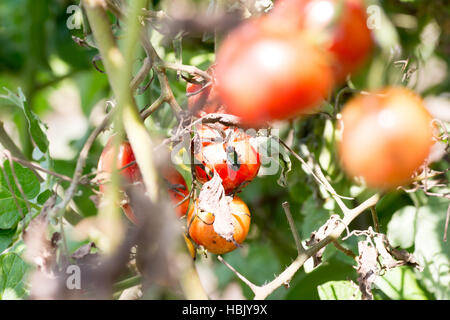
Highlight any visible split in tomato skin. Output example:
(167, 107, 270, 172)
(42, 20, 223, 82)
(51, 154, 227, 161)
(270, 0, 374, 82)
(215, 18, 334, 127)
(338, 87, 435, 190)
(187, 196, 251, 255)
(193, 125, 261, 194)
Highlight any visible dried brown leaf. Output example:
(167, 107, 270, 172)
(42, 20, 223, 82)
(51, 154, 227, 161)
(356, 240, 378, 300)
(198, 171, 234, 242)
(306, 215, 341, 267)
(72, 242, 97, 260)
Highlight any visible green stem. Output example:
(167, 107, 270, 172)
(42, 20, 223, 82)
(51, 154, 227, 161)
(113, 275, 143, 293)
(0, 121, 26, 160)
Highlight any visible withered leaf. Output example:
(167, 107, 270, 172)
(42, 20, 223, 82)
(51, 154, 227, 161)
(72, 242, 97, 260)
(373, 233, 399, 270)
(373, 233, 422, 271)
(356, 240, 378, 300)
(306, 215, 341, 267)
(198, 171, 235, 242)
(389, 247, 422, 271)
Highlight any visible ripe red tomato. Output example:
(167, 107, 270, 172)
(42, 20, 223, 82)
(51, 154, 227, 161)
(194, 124, 261, 194)
(270, 0, 374, 82)
(162, 166, 190, 218)
(186, 64, 227, 117)
(338, 87, 435, 189)
(97, 137, 190, 222)
(187, 196, 251, 254)
(216, 18, 334, 127)
(97, 137, 142, 194)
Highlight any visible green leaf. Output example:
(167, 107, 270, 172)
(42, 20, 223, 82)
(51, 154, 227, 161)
(0, 229, 15, 254)
(318, 280, 361, 300)
(0, 87, 49, 153)
(387, 206, 417, 249)
(0, 160, 40, 229)
(36, 189, 53, 205)
(0, 253, 27, 300)
(375, 267, 428, 300)
(300, 197, 332, 239)
(75, 71, 109, 116)
(413, 197, 450, 299)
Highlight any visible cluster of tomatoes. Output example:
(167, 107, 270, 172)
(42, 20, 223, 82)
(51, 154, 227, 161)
(96, 126, 260, 255)
(96, 0, 436, 256)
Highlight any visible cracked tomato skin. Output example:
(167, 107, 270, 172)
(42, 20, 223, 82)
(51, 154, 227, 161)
(187, 196, 251, 254)
(216, 18, 334, 127)
(186, 64, 228, 117)
(194, 125, 261, 194)
(270, 0, 374, 82)
(338, 87, 435, 189)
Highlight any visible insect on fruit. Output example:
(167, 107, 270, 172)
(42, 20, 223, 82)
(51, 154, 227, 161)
(193, 124, 261, 194)
(338, 87, 435, 189)
(187, 196, 251, 255)
(215, 18, 334, 127)
(270, 0, 374, 82)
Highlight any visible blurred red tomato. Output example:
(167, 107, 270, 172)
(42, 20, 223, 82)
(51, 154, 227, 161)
(271, 0, 374, 82)
(338, 87, 435, 189)
(97, 137, 141, 194)
(216, 18, 334, 127)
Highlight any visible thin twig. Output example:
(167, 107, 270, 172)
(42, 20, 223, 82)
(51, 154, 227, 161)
(7, 154, 94, 186)
(282, 201, 305, 256)
(222, 193, 380, 300)
(0, 121, 27, 160)
(130, 56, 152, 93)
(217, 255, 260, 293)
(444, 204, 449, 242)
(333, 241, 357, 259)
(161, 62, 212, 82)
(52, 109, 114, 217)
(370, 206, 380, 233)
(140, 95, 166, 120)
(278, 138, 352, 215)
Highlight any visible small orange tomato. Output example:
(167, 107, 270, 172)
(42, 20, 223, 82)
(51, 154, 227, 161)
(187, 197, 251, 255)
(338, 87, 435, 189)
